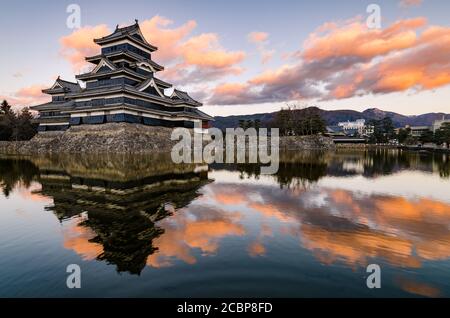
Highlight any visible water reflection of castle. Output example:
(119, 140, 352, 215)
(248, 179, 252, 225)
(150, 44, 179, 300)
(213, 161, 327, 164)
(0, 150, 448, 275)
(33, 154, 210, 275)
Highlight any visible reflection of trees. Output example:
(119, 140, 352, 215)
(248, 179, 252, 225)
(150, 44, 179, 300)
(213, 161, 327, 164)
(0, 157, 39, 197)
(213, 150, 449, 188)
(275, 161, 327, 188)
(436, 154, 450, 179)
(329, 150, 448, 179)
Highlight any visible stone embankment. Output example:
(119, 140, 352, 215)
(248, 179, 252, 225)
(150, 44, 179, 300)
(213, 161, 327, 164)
(0, 123, 336, 154)
(0, 123, 178, 154)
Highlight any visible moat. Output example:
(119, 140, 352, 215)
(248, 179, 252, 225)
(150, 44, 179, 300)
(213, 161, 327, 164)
(0, 149, 449, 297)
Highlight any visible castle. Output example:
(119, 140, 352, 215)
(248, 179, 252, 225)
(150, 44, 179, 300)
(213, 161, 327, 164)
(31, 20, 212, 132)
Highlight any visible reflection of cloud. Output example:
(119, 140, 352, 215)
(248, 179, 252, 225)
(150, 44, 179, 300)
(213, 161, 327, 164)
(198, 181, 450, 269)
(248, 241, 266, 257)
(300, 224, 421, 268)
(397, 278, 441, 297)
(15, 182, 53, 203)
(147, 206, 245, 267)
(62, 216, 103, 261)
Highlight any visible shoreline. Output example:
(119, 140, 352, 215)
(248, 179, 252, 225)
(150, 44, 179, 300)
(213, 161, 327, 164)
(0, 123, 336, 155)
(0, 122, 447, 155)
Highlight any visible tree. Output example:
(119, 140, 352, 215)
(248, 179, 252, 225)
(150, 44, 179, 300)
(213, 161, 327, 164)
(419, 130, 434, 144)
(270, 105, 326, 136)
(0, 100, 37, 141)
(435, 123, 450, 147)
(254, 119, 261, 132)
(1, 100, 13, 115)
(0, 100, 15, 141)
(238, 119, 246, 130)
(397, 127, 410, 144)
(271, 108, 292, 136)
(13, 108, 37, 141)
(369, 117, 395, 143)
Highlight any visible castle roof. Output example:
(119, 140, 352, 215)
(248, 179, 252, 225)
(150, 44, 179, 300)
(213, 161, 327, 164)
(94, 20, 157, 52)
(42, 77, 81, 94)
(171, 89, 202, 107)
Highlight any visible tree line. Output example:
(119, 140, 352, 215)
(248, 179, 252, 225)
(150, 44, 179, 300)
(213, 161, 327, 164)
(397, 123, 450, 146)
(367, 117, 395, 143)
(0, 100, 38, 141)
(269, 105, 326, 136)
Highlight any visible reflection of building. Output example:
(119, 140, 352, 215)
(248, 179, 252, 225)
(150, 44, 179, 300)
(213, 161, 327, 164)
(31, 154, 210, 275)
(31, 20, 212, 132)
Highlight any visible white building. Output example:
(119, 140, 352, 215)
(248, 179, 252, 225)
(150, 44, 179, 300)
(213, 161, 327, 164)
(338, 119, 366, 135)
(432, 116, 450, 133)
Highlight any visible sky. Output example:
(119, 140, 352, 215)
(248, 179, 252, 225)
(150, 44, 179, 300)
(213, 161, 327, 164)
(1, 0, 450, 116)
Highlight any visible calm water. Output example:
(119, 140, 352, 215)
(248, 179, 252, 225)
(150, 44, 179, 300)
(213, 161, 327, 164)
(0, 150, 450, 298)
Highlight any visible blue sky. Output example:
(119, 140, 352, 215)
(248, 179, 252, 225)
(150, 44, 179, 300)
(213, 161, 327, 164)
(1, 0, 450, 116)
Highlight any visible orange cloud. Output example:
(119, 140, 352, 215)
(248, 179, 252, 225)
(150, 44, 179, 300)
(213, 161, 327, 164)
(248, 31, 274, 65)
(209, 16, 450, 105)
(60, 24, 110, 72)
(1, 84, 50, 108)
(181, 33, 245, 69)
(140, 15, 197, 63)
(58, 16, 245, 85)
(400, 0, 423, 8)
(248, 32, 269, 43)
(303, 17, 426, 62)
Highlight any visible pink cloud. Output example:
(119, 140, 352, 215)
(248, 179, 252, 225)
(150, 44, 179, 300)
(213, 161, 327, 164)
(140, 16, 197, 63)
(208, 16, 450, 105)
(59, 16, 245, 85)
(1, 84, 50, 109)
(248, 31, 269, 43)
(59, 24, 110, 72)
(400, 0, 423, 8)
(302, 17, 426, 62)
(248, 31, 274, 65)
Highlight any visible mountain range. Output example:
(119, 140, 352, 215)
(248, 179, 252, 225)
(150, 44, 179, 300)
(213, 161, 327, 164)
(212, 107, 450, 130)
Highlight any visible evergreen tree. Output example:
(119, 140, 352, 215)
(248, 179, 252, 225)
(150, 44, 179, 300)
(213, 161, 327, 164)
(435, 123, 450, 147)
(0, 100, 37, 141)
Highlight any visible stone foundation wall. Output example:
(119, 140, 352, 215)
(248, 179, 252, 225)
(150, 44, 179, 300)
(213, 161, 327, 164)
(0, 123, 179, 154)
(0, 123, 336, 154)
(279, 135, 335, 150)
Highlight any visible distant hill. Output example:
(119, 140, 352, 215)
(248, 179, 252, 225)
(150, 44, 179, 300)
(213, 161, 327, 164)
(212, 107, 450, 130)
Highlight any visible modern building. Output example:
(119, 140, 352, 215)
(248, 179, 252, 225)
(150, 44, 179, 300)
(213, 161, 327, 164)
(31, 20, 213, 132)
(432, 116, 450, 133)
(338, 119, 366, 135)
(406, 125, 431, 137)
